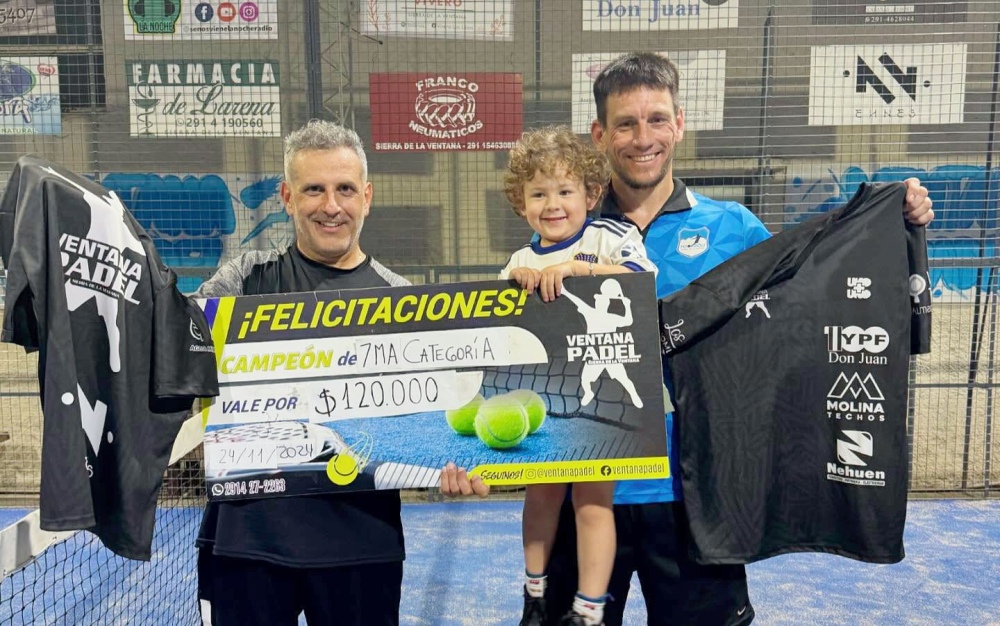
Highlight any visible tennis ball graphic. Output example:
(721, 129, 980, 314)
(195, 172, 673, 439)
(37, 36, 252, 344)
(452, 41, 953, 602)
(446, 393, 484, 436)
(326, 453, 359, 486)
(475, 395, 530, 449)
(507, 389, 547, 434)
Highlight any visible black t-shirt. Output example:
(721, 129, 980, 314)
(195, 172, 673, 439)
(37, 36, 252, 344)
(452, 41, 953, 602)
(194, 246, 410, 567)
(0, 155, 219, 560)
(659, 182, 931, 564)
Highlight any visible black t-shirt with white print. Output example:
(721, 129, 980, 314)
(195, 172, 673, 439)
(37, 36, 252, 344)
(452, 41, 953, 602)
(659, 182, 931, 565)
(0, 155, 219, 560)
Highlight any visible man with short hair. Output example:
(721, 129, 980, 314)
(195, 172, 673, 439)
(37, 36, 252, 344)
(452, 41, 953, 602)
(196, 119, 487, 625)
(535, 52, 933, 626)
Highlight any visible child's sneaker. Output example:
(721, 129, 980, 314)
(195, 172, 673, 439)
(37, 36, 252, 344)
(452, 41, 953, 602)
(557, 612, 601, 626)
(519, 587, 547, 626)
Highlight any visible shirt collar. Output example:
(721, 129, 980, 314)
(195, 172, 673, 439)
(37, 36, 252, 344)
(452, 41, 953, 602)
(529, 218, 592, 254)
(599, 178, 696, 227)
(292, 243, 369, 273)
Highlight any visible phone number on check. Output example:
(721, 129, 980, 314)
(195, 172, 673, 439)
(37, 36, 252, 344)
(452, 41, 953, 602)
(213, 478, 287, 498)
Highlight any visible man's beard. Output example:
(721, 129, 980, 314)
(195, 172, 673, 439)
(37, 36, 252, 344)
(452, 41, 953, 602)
(613, 156, 671, 190)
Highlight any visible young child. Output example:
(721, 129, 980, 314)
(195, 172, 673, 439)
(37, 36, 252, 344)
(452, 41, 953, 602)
(499, 126, 657, 626)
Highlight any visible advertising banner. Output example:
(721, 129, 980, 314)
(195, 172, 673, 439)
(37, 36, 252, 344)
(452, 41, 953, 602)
(583, 0, 738, 31)
(361, 0, 513, 41)
(0, 56, 60, 135)
(124, 0, 278, 40)
(126, 59, 281, 137)
(572, 51, 725, 134)
(0, 0, 56, 36)
(808, 44, 966, 126)
(370, 72, 522, 151)
(812, 0, 966, 26)
(200, 274, 669, 501)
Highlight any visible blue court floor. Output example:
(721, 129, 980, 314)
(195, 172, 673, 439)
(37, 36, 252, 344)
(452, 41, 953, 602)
(1, 499, 998, 625)
(400, 499, 1000, 626)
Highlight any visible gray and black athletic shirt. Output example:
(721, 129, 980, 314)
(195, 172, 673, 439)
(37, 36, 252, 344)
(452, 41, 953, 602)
(195, 246, 410, 567)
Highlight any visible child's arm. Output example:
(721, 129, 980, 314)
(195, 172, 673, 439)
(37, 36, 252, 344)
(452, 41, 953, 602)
(507, 267, 542, 292)
(537, 260, 631, 302)
(537, 224, 654, 301)
(500, 248, 542, 293)
(609, 225, 658, 275)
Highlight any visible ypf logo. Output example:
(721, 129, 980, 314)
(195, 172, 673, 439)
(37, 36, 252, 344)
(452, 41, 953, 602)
(825, 325, 889, 354)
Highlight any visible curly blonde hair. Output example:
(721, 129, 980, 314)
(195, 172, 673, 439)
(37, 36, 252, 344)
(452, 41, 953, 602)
(503, 125, 610, 216)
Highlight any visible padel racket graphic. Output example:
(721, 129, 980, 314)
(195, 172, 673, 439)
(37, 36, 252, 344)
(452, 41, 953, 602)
(204, 421, 357, 478)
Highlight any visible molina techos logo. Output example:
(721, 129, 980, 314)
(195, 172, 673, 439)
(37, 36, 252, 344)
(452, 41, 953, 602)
(812, 0, 969, 26)
(827, 372, 885, 422)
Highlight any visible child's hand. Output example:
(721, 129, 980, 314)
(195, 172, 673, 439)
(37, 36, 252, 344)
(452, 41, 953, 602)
(539, 261, 579, 302)
(509, 267, 542, 292)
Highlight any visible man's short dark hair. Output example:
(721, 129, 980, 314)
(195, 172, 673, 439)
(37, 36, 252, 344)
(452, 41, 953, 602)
(593, 52, 681, 125)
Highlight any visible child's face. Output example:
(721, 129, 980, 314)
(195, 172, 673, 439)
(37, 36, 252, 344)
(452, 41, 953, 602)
(521, 168, 597, 247)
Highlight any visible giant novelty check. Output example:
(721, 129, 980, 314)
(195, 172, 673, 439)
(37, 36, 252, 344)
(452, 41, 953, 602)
(199, 273, 668, 501)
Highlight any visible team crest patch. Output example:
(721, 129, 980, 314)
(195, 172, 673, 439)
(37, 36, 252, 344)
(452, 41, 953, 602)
(619, 241, 640, 258)
(677, 227, 710, 258)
